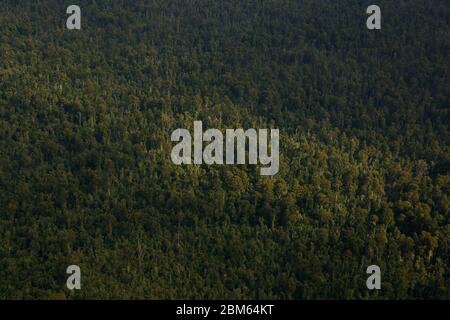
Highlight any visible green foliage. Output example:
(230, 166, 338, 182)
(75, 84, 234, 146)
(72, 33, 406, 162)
(0, 0, 448, 299)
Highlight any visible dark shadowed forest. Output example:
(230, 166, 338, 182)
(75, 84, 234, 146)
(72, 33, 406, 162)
(0, 0, 449, 299)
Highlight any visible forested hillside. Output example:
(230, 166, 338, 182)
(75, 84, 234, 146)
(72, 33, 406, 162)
(0, 0, 449, 299)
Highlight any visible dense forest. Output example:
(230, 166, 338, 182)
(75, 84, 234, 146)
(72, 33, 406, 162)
(0, 0, 448, 299)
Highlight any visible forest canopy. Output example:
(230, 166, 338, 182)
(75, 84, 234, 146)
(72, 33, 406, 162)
(0, 0, 449, 299)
